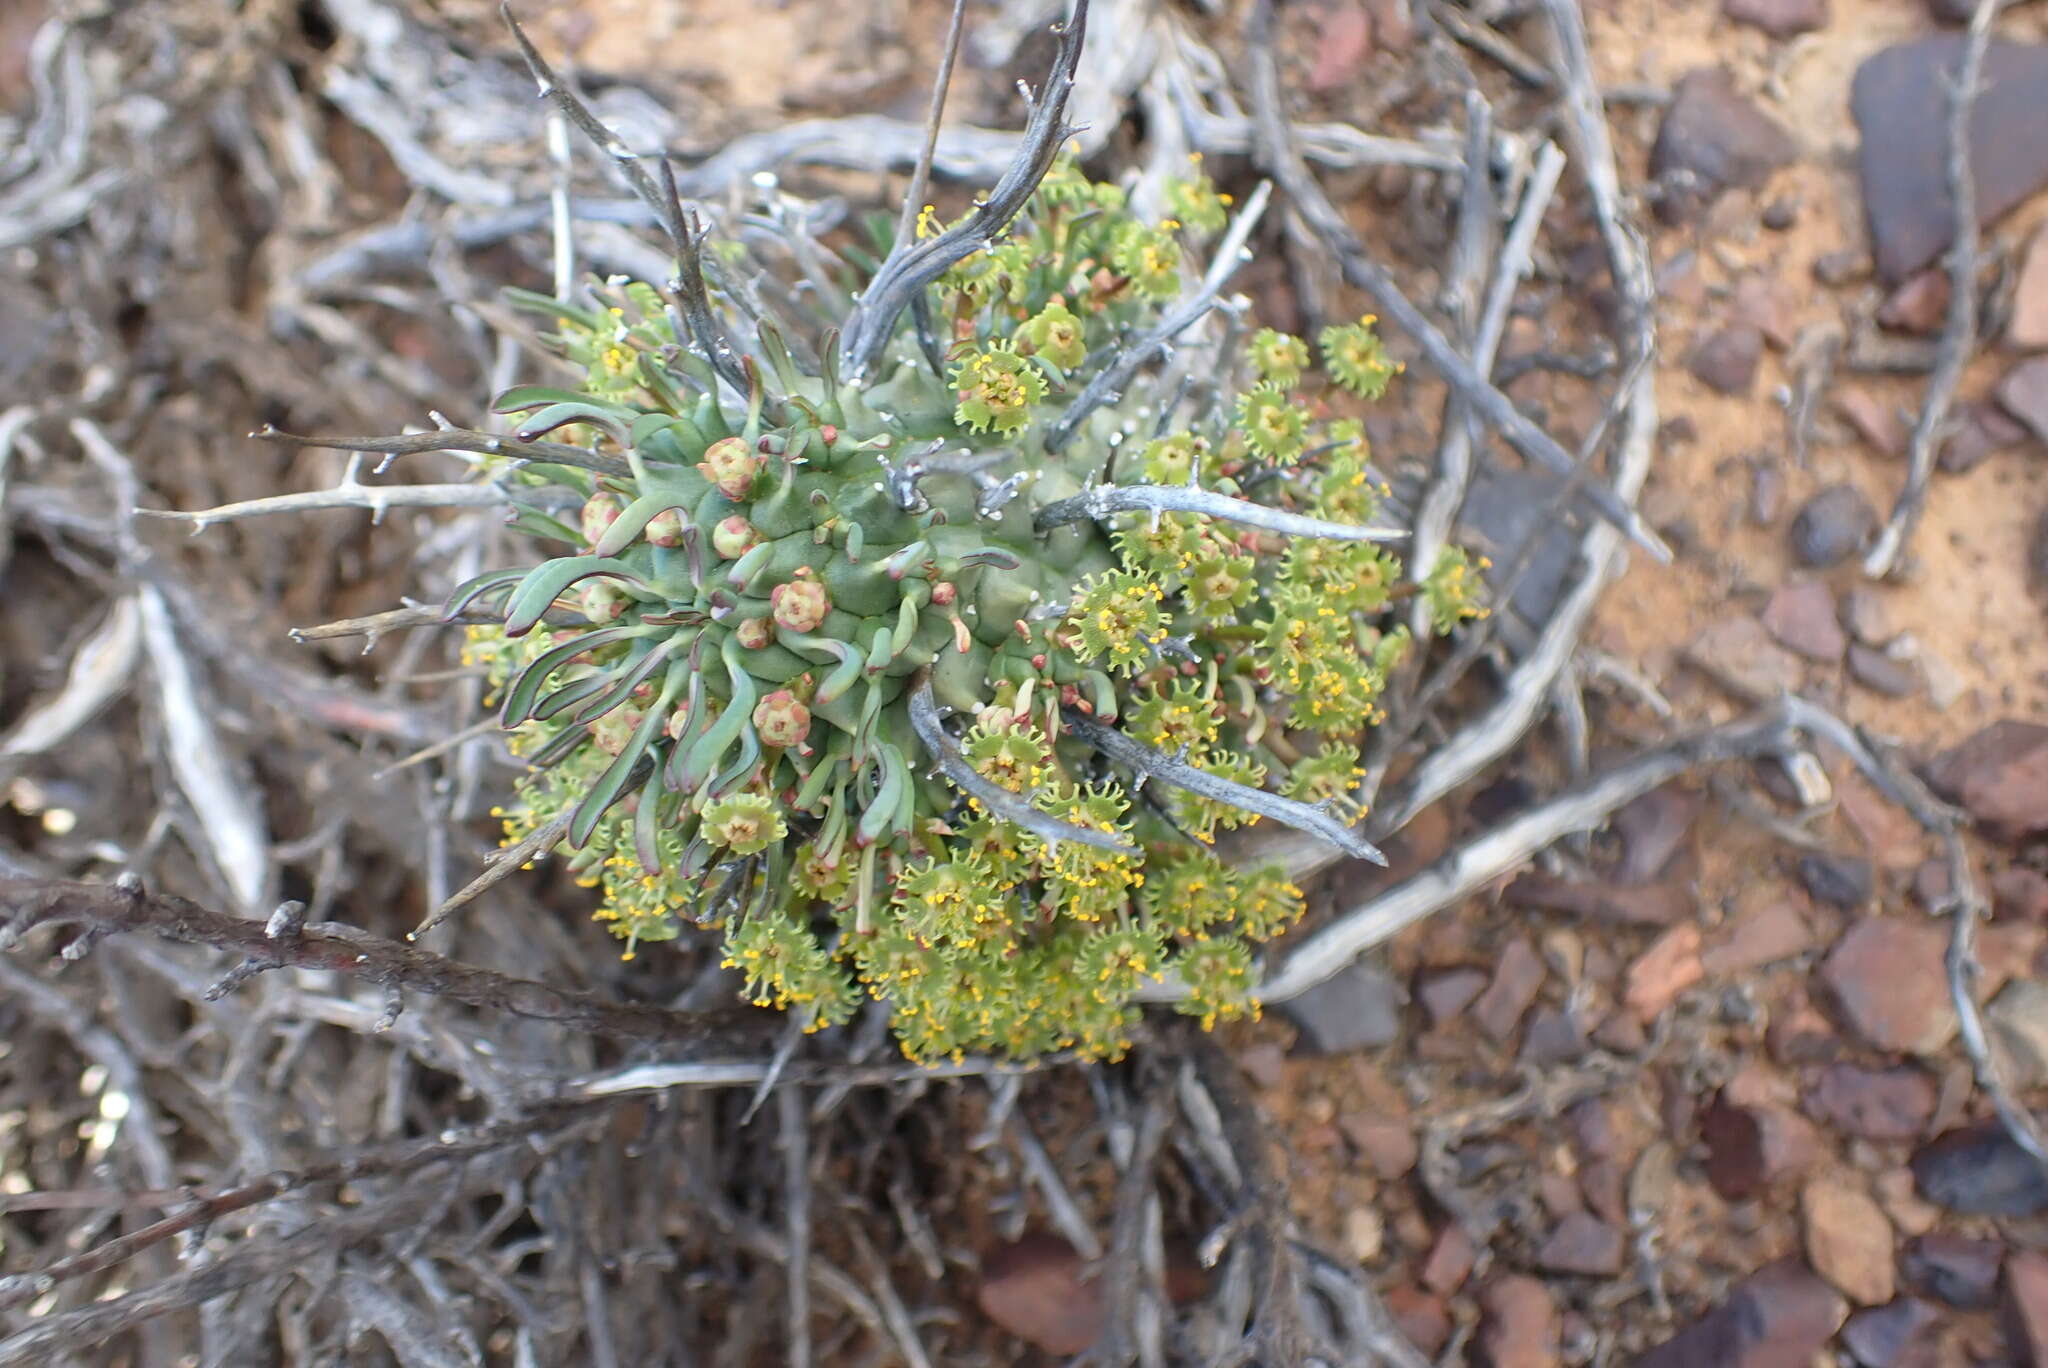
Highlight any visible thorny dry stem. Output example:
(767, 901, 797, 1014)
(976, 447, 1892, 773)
(1862, 0, 2004, 578)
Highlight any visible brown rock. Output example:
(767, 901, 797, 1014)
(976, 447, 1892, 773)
(1651, 69, 1800, 224)
(1873, 1168, 1943, 1238)
(1999, 355, 2048, 445)
(1703, 897, 1814, 976)
(1902, 1233, 2004, 1308)
(1236, 1041, 1287, 1091)
(1634, 1257, 1848, 1368)
(1472, 938, 1545, 1043)
(1382, 1285, 1449, 1357)
(1790, 484, 1878, 568)
(1506, 873, 1692, 926)
(1723, 0, 1827, 36)
(1939, 399, 2030, 473)
(1363, 0, 1414, 52)
(1306, 0, 1371, 91)
(1762, 579, 1847, 662)
(2012, 224, 2048, 351)
(1688, 325, 1765, 395)
(1730, 274, 1798, 349)
(1797, 852, 1874, 909)
(1840, 588, 1896, 647)
(1477, 1275, 1559, 1368)
(1833, 388, 1906, 457)
(1419, 1222, 1475, 1295)
(1849, 644, 1919, 698)
(1988, 978, 2048, 1087)
(1769, 996, 1842, 1065)
(1809, 1064, 1937, 1141)
(1803, 1179, 1896, 1305)
(977, 1235, 1105, 1355)
(1837, 772, 1930, 872)
(1702, 1095, 1822, 1200)
(1416, 965, 1488, 1026)
(1687, 616, 1807, 700)
(2006, 1250, 2048, 1366)
(1876, 269, 1951, 334)
(1815, 247, 1873, 286)
(1582, 1160, 1628, 1228)
(1819, 918, 1958, 1054)
(1537, 1211, 1625, 1277)
(1610, 785, 1701, 885)
(1924, 720, 2048, 842)
(1626, 923, 1704, 1021)
(1339, 1114, 1418, 1179)
(1593, 1009, 1648, 1053)
(1853, 36, 2048, 282)
(1993, 866, 2048, 921)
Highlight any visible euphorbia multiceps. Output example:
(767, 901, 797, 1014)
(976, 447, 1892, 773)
(327, 4, 1486, 1062)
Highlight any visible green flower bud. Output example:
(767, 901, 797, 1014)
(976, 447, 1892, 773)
(712, 515, 762, 559)
(579, 581, 627, 623)
(646, 509, 685, 547)
(698, 435, 765, 499)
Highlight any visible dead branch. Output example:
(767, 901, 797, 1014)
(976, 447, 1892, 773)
(0, 878, 746, 1045)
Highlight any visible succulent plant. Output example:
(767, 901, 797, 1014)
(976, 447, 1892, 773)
(425, 10, 1483, 1063)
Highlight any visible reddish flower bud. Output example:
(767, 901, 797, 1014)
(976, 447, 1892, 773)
(579, 582, 626, 623)
(698, 435, 765, 499)
(770, 578, 831, 634)
(751, 690, 812, 749)
(588, 707, 642, 755)
(734, 616, 775, 650)
(930, 580, 958, 606)
(580, 492, 623, 547)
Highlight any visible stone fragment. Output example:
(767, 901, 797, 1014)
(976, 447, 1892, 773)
(1803, 1179, 1895, 1305)
(1987, 978, 2048, 1087)
(1338, 1114, 1417, 1179)
(1688, 325, 1765, 395)
(1419, 1222, 1475, 1295)
(1729, 273, 1797, 349)
(1809, 1064, 1936, 1141)
(1611, 787, 1701, 886)
(1790, 484, 1878, 568)
(1506, 873, 1691, 926)
(1651, 69, 1799, 224)
(1537, 1212, 1624, 1277)
(2008, 1250, 2048, 1367)
(1382, 1286, 1449, 1357)
(1873, 1168, 1943, 1237)
(1761, 196, 1798, 230)
(1999, 355, 2048, 445)
(1701, 1095, 1821, 1200)
(1519, 1007, 1588, 1067)
(1687, 615, 1807, 701)
(1476, 1275, 1559, 1368)
(1876, 270, 1951, 334)
(1762, 579, 1846, 661)
(1626, 923, 1704, 1021)
(2013, 224, 2048, 350)
(1633, 1257, 1847, 1368)
(1798, 852, 1873, 908)
(1416, 966, 1488, 1026)
(1703, 897, 1814, 976)
(1841, 1297, 1940, 1368)
(1342, 1206, 1384, 1262)
(1840, 587, 1896, 647)
(1279, 959, 1405, 1054)
(977, 1235, 1105, 1355)
(1902, 1233, 2003, 1308)
(1994, 867, 2048, 921)
(1912, 1121, 2048, 1216)
(1472, 938, 1545, 1043)
(1939, 398, 2030, 473)
(1924, 720, 2048, 842)
(1836, 772, 1928, 871)
(1853, 36, 2048, 282)
(1815, 247, 1872, 285)
(1723, 0, 1827, 36)
(1849, 645, 1918, 698)
(1819, 918, 1957, 1054)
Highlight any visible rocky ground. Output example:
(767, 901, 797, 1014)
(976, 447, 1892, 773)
(5, 0, 2048, 1363)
